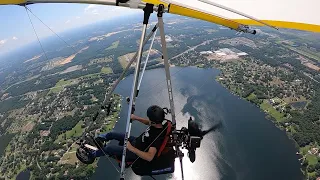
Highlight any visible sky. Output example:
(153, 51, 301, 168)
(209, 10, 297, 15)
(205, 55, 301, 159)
(1, 0, 319, 55)
(0, 3, 140, 55)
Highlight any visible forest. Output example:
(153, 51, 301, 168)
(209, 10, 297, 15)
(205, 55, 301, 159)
(50, 112, 81, 139)
(291, 86, 320, 147)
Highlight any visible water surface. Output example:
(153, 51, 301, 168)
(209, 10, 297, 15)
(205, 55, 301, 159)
(91, 67, 302, 180)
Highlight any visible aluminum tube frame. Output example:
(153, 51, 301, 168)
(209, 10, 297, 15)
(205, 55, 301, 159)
(158, 9, 184, 180)
(119, 24, 147, 180)
(136, 29, 158, 96)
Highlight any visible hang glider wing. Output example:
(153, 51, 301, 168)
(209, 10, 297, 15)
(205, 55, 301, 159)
(1, 0, 319, 32)
(145, 0, 320, 33)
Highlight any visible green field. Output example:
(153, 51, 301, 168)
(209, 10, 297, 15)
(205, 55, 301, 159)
(101, 67, 113, 74)
(300, 145, 311, 155)
(118, 57, 129, 69)
(55, 121, 84, 143)
(260, 100, 284, 122)
(306, 154, 318, 165)
(106, 40, 119, 50)
(49, 79, 78, 94)
(66, 120, 83, 138)
(246, 93, 257, 101)
(285, 45, 320, 62)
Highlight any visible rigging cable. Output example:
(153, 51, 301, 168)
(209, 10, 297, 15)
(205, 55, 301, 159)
(24, 5, 49, 62)
(136, 29, 158, 95)
(25, 6, 78, 54)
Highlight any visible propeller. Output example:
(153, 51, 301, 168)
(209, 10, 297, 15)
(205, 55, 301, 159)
(186, 117, 222, 163)
(188, 117, 222, 138)
(201, 121, 222, 137)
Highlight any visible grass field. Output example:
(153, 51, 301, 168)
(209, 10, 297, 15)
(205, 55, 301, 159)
(260, 100, 284, 122)
(101, 67, 113, 74)
(60, 151, 78, 165)
(306, 154, 318, 165)
(300, 145, 311, 155)
(285, 45, 320, 62)
(49, 79, 78, 94)
(246, 93, 257, 101)
(106, 40, 119, 50)
(66, 120, 83, 138)
(55, 120, 84, 143)
(118, 56, 130, 69)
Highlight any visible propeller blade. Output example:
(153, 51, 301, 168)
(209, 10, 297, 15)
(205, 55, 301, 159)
(201, 121, 222, 136)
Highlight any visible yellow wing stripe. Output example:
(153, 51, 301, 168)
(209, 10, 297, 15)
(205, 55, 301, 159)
(168, 4, 240, 30)
(234, 19, 320, 33)
(0, 0, 26, 5)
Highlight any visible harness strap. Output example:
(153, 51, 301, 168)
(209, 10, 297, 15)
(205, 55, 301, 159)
(157, 121, 172, 157)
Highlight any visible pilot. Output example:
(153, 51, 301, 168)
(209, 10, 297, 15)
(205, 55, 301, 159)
(77, 105, 168, 168)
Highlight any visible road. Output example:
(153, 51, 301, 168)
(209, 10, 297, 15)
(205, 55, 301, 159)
(169, 38, 222, 60)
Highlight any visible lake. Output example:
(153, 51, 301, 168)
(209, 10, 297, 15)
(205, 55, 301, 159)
(91, 67, 303, 180)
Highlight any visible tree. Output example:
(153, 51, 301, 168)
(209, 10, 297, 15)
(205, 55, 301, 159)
(308, 164, 316, 173)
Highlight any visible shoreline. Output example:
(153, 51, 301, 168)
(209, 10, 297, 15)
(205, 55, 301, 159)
(213, 71, 308, 177)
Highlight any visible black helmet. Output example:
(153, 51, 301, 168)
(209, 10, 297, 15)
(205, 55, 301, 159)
(147, 105, 165, 124)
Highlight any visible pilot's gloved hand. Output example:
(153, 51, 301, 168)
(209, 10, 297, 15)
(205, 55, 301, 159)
(94, 136, 106, 149)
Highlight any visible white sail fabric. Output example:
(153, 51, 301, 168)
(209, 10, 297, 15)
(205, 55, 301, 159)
(1, 0, 319, 32)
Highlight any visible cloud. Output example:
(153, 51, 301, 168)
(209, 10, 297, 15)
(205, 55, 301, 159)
(75, 16, 80, 19)
(65, 20, 71, 24)
(0, 39, 7, 45)
(12, 36, 18, 40)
